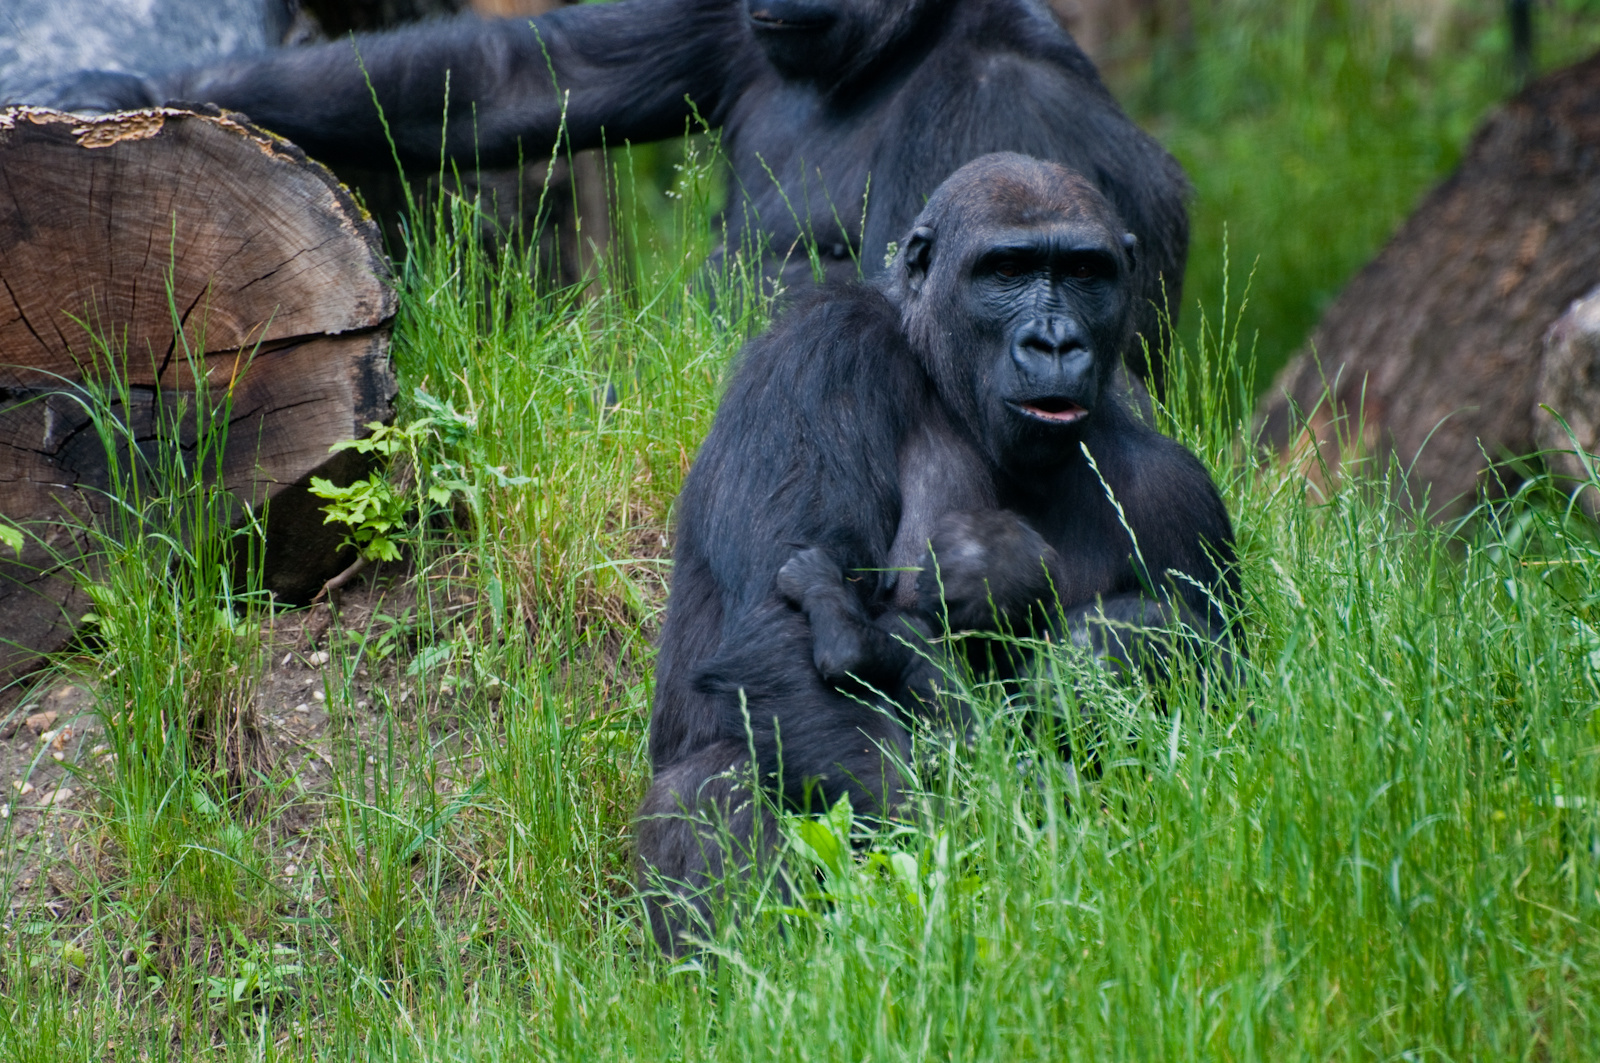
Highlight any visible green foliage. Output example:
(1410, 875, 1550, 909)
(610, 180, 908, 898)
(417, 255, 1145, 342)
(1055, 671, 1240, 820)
(198, 936, 301, 1012)
(8, 19, 1600, 1054)
(310, 390, 533, 564)
(1125, 0, 1600, 392)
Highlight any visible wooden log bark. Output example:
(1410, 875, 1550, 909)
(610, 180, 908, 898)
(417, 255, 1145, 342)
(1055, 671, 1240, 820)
(0, 105, 397, 682)
(1257, 52, 1600, 516)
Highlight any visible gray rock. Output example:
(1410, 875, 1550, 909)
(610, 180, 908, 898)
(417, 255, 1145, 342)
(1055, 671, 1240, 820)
(0, 0, 293, 104)
(1535, 285, 1600, 513)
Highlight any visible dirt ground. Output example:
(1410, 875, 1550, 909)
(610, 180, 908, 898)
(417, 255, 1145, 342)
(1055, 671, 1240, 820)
(0, 571, 465, 920)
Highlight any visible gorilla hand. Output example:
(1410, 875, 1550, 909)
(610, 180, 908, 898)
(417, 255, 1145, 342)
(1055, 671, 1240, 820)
(778, 548, 862, 682)
(780, 544, 934, 685)
(14, 71, 162, 113)
(914, 510, 1058, 632)
(1064, 594, 1243, 686)
(779, 546, 953, 719)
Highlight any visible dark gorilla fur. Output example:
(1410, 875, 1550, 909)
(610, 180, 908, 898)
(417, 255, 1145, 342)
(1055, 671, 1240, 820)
(29, 0, 1190, 384)
(640, 154, 1238, 953)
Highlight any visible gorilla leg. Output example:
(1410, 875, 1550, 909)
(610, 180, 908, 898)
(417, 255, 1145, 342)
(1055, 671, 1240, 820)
(634, 740, 781, 956)
(922, 510, 1235, 683)
(784, 506, 1230, 719)
(638, 615, 915, 954)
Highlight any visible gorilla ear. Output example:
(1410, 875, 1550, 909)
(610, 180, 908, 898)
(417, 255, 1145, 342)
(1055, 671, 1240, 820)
(904, 226, 935, 294)
(1121, 232, 1138, 267)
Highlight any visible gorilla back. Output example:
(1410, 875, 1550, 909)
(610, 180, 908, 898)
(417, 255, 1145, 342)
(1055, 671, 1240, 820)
(641, 153, 1237, 953)
(33, 0, 1189, 384)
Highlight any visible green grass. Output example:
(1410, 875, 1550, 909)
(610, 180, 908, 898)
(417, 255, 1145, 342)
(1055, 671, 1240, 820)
(1126, 0, 1600, 393)
(4, 6, 1600, 1057)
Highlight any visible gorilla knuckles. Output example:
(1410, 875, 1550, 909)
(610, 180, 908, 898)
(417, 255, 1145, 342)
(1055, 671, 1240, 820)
(640, 154, 1237, 952)
(914, 509, 1057, 633)
(894, 157, 1140, 470)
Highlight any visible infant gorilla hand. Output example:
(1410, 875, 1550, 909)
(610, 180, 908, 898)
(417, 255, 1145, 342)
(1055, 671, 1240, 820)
(777, 547, 877, 683)
(914, 510, 1058, 631)
(14, 71, 160, 113)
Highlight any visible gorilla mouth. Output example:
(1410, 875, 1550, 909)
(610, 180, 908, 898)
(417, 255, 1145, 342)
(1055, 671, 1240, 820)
(1013, 397, 1087, 424)
(747, 2, 836, 30)
(749, 12, 832, 29)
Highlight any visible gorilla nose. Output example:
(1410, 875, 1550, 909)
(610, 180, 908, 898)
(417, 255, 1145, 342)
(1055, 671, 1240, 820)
(1010, 319, 1088, 380)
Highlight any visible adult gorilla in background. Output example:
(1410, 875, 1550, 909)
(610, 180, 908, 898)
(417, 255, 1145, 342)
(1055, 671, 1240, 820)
(28, 0, 1190, 385)
(0, 0, 296, 104)
(639, 154, 1237, 953)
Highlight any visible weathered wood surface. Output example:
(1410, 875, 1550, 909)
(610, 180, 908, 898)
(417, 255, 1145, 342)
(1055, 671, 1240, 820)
(1257, 52, 1600, 515)
(1, 105, 396, 682)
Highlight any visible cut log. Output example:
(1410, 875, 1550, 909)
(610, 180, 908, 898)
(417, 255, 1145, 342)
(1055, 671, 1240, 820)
(0, 105, 397, 682)
(1257, 51, 1600, 516)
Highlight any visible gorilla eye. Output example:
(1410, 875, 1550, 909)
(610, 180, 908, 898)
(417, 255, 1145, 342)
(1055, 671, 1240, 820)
(978, 250, 1038, 281)
(1064, 254, 1113, 281)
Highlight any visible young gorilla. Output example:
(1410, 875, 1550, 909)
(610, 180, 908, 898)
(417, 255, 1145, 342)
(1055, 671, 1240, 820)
(24, 0, 1188, 385)
(638, 153, 1237, 953)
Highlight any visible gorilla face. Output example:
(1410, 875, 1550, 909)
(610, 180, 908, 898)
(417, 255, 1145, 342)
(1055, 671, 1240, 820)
(745, 0, 937, 87)
(894, 154, 1137, 469)
(968, 223, 1131, 441)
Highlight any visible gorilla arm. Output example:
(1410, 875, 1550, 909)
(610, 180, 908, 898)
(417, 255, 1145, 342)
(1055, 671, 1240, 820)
(27, 0, 742, 168)
(649, 284, 924, 776)
(638, 285, 928, 951)
(1050, 426, 1242, 682)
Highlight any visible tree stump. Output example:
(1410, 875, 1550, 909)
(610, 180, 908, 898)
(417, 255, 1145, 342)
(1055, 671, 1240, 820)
(1257, 52, 1600, 516)
(0, 105, 397, 682)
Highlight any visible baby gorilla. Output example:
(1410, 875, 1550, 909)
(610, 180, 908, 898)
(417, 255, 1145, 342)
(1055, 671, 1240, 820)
(778, 511, 1062, 714)
(640, 153, 1237, 953)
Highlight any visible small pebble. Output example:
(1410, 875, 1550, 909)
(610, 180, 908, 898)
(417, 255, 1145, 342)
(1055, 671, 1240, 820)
(294, 703, 311, 714)
(313, 690, 326, 702)
(42, 787, 72, 806)
(282, 653, 293, 667)
(285, 863, 298, 877)
(308, 650, 331, 667)
(50, 751, 65, 763)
